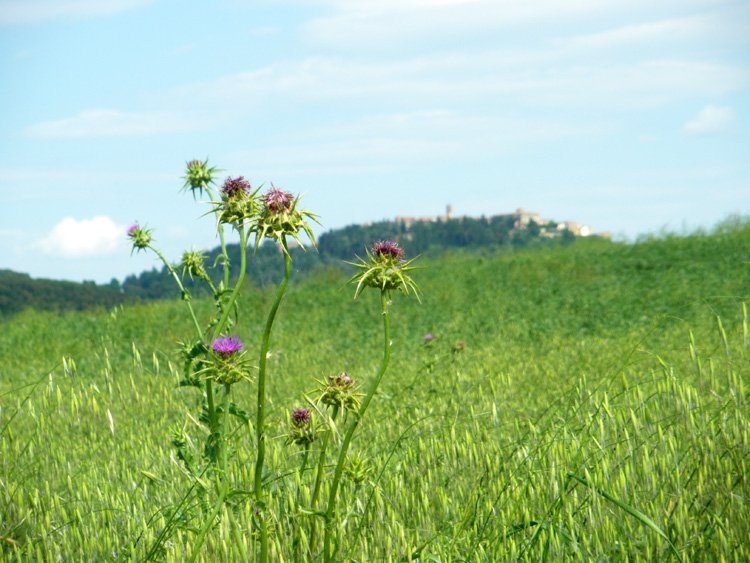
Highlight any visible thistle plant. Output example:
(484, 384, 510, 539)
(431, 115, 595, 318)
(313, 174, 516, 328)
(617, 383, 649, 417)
(129, 162, 419, 561)
(321, 240, 420, 561)
(129, 160, 319, 562)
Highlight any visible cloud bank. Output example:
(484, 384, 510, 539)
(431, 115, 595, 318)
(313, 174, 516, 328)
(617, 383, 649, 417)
(37, 216, 125, 258)
(26, 109, 195, 139)
(0, 0, 152, 25)
(683, 105, 735, 135)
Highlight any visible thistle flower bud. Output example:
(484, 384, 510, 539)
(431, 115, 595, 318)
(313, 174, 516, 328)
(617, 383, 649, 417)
(262, 187, 293, 214)
(319, 371, 361, 413)
(222, 176, 250, 198)
(180, 249, 209, 282)
(253, 185, 318, 254)
(349, 240, 420, 299)
(291, 408, 311, 428)
(211, 335, 243, 356)
(287, 407, 316, 447)
(372, 240, 404, 262)
(215, 176, 259, 226)
(127, 223, 152, 253)
(182, 159, 218, 198)
(209, 336, 248, 384)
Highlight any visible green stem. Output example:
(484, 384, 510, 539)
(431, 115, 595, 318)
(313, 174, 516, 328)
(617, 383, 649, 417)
(219, 225, 230, 290)
(323, 291, 390, 561)
(311, 405, 339, 510)
(293, 444, 311, 560)
(188, 384, 232, 563)
(308, 405, 338, 553)
(213, 225, 248, 337)
(207, 226, 248, 471)
(208, 190, 232, 291)
(149, 245, 203, 339)
(254, 236, 292, 563)
(220, 384, 231, 481)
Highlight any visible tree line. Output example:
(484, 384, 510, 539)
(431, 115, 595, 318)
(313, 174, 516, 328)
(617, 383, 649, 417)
(2, 216, 579, 315)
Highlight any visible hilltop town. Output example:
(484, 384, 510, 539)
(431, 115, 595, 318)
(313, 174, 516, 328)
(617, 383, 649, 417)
(394, 205, 606, 239)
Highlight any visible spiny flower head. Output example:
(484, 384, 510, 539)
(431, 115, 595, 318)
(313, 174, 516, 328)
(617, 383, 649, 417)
(182, 159, 218, 198)
(330, 372, 354, 390)
(211, 336, 243, 356)
(262, 187, 294, 214)
(252, 185, 318, 255)
(318, 371, 361, 413)
(180, 249, 209, 282)
(214, 176, 259, 226)
(127, 223, 152, 253)
(208, 336, 249, 385)
(372, 240, 404, 262)
(221, 176, 251, 198)
(290, 408, 311, 428)
(349, 240, 421, 300)
(287, 407, 316, 447)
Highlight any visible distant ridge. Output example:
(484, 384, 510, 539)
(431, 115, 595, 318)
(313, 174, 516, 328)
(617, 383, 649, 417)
(0, 269, 129, 316)
(1, 210, 594, 315)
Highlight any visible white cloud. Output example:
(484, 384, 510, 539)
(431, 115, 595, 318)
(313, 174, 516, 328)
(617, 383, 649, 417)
(174, 54, 747, 113)
(0, 0, 152, 25)
(562, 15, 713, 50)
(683, 105, 734, 135)
(36, 216, 125, 258)
(26, 109, 198, 139)
(300, 0, 727, 45)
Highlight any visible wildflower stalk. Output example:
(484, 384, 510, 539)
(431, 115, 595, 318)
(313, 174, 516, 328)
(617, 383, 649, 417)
(213, 224, 248, 337)
(311, 405, 339, 508)
(254, 235, 292, 563)
(148, 245, 203, 339)
(187, 383, 232, 563)
(207, 190, 232, 291)
(323, 290, 391, 561)
(309, 404, 339, 550)
(204, 226, 248, 469)
(293, 443, 312, 560)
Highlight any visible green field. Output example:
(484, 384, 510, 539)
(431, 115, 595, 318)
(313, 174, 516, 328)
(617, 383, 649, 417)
(1, 220, 749, 561)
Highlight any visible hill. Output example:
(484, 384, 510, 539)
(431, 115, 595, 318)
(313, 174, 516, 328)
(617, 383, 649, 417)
(1, 212, 586, 315)
(1, 217, 748, 560)
(0, 269, 130, 317)
(120, 212, 585, 300)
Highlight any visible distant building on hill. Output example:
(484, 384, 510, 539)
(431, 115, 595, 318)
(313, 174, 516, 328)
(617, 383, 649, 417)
(394, 205, 598, 238)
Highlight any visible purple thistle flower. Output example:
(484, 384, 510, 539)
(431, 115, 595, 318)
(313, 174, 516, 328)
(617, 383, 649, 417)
(372, 240, 404, 261)
(211, 336, 244, 356)
(221, 176, 250, 198)
(291, 408, 311, 428)
(423, 333, 433, 343)
(331, 372, 353, 389)
(262, 186, 294, 214)
(127, 224, 139, 236)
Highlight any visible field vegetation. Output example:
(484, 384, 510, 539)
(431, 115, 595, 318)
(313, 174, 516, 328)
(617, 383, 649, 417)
(1, 217, 749, 561)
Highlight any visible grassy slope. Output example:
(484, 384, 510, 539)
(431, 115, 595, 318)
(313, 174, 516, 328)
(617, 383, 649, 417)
(1, 222, 748, 560)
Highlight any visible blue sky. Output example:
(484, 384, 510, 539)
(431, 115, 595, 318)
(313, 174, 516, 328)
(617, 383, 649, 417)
(1, 0, 748, 283)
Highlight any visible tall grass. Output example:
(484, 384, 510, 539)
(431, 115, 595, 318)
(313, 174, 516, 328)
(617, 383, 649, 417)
(1, 221, 749, 560)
